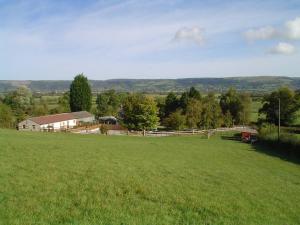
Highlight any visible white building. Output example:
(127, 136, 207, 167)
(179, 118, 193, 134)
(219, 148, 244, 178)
(18, 111, 95, 132)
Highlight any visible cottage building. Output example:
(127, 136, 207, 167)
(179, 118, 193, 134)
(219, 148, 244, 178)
(18, 111, 95, 132)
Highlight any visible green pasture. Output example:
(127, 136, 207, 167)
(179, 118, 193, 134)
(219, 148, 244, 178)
(0, 129, 299, 225)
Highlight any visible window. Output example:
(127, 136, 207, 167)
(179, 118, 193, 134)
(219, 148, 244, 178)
(23, 125, 26, 129)
(32, 125, 35, 130)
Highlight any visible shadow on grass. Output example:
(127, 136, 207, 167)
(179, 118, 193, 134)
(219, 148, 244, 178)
(220, 133, 241, 141)
(221, 133, 300, 165)
(250, 143, 300, 165)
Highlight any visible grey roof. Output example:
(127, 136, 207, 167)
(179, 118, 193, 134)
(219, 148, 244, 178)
(71, 111, 94, 119)
(99, 116, 117, 121)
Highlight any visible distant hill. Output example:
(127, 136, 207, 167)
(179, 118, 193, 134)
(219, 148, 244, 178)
(1, 76, 300, 93)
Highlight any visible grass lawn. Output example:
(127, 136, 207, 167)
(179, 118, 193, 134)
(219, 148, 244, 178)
(0, 130, 299, 225)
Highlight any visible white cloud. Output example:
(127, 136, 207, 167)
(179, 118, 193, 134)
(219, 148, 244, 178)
(174, 27, 205, 45)
(244, 26, 277, 41)
(244, 17, 300, 41)
(284, 17, 300, 40)
(268, 42, 296, 55)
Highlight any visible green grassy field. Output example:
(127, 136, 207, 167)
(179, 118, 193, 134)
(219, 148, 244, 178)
(0, 130, 300, 225)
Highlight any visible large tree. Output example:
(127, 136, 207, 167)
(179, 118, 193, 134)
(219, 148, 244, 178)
(164, 92, 180, 117)
(259, 87, 300, 125)
(0, 103, 14, 128)
(96, 90, 120, 117)
(121, 94, 159, 131)
(69, 74, 92, 112)
(179, 87, 201, 111)
(3, 86, 32, 122)
(4, 86, 32, 111)
(220, 88, 252, 125)
(200, 93, 223, 129)
(185, 98, 202, 129)
(164, 110, 186, 131)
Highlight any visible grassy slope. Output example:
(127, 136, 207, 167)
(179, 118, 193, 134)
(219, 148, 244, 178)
(0, 130, 299, 225)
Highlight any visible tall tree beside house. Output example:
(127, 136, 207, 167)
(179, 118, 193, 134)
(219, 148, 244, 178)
(0, 103, 14, 128)
(96, 90, 121, 118)
(3, 86, 32, 122)
(259, 87, 300, 126)
(121, 94, 159, 132)
(69, 74, 92, 112)
(3, 86, 32, 111)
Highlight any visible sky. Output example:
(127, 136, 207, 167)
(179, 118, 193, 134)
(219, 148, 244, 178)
(0, 0, 300, 80)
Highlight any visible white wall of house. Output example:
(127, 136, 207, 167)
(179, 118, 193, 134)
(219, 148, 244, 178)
(40, 119, 77, 130)
(19, 119, 77, 131)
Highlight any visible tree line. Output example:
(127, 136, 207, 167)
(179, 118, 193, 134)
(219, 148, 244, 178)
(1, 74, 300, 131)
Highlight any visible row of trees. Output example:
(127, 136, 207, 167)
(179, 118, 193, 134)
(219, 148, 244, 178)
(1, 73, 299, 131)
(157, 87, 252, 130)
(93, 86, 252, 131)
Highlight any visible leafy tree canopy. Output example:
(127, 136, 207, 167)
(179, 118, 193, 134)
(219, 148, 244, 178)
(121, 94, 159, 131)
(96, 90, 121, 118)
(200, 93, 223, 129)
(185, 99, 202, 129)
(69, 74, 92, 112)
(0, 103, 14, 128)
(164, 110, 186, 131)
(259, 87, 300, 126)
(220, 88, 252, 125)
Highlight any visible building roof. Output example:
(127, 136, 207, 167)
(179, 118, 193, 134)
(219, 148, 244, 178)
(98, 116, 117, 121)
(26, 111, 93, 125)
(29, 113, 75, 125)
(71, 111, 94, 119)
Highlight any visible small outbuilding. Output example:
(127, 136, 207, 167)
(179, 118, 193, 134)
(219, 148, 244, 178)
(98, 116, 118, 125)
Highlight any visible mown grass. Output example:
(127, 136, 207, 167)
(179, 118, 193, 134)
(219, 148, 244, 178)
(0, 129, 300, 225)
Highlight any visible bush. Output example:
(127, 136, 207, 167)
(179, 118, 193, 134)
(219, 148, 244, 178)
(100, 125, 109, 135)
(258, 123, 300, 158)
(163, 110, 186, 131)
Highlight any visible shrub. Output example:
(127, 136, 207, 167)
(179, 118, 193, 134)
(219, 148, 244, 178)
(258, 123, 300, 158)
(100, 125, 109, 135)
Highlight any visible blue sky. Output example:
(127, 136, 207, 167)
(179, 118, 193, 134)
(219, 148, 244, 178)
(0, 0, 300, 80)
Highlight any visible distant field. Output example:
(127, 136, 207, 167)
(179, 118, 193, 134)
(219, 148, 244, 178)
(0, 129, 299, 225)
